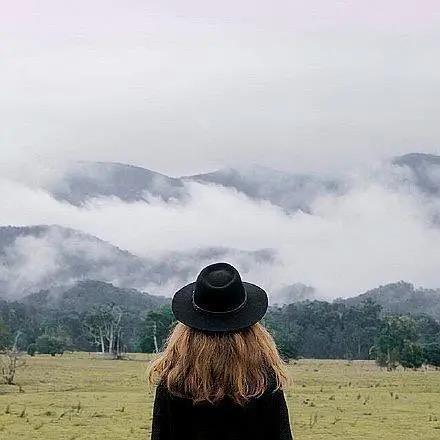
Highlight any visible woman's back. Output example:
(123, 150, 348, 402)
(151, 382, 293, 440)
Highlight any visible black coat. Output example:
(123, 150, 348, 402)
(150, 383, 293, 440)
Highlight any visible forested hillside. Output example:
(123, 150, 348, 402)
(0, 281, 168, 354)
(342, 281, 440, 320)
(1, 280, 440, 369)
(0, 225, 274, 299)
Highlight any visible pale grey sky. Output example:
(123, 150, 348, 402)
(1, 0, 440, 176)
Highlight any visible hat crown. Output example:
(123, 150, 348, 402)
(193, 263, 246, 313)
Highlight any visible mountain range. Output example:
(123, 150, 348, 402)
(38, 152, 440, 211)
(40, 160, 344, 213)
(0, 225, 275, 300)
(45, 161, 189, 206)
(8, 278, 440, 323)
(1, 152, 440, 312)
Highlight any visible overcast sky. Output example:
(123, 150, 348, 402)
(1, 0, 440, 176)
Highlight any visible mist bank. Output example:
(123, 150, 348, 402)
(0, 225, 275, 300)
(1, 153, 440, 299)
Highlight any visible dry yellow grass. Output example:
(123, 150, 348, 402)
(1, 353, 439, 439)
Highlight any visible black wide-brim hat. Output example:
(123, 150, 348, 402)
(172, 262, 268, 332)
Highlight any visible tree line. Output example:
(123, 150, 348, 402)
(265, 299, 440, 369)
(1, 297, 440, 369)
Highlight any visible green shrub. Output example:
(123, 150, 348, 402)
(35, 335, 65, 356)
(27, 343, 37, 357)
(423, 343, 440, 367)
(400, 341, 424, 369)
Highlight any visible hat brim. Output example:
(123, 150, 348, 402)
(172, 281, 268, 332)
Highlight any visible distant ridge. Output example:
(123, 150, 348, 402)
(0, 225, 154, 298)
(44, 161, 343, 212)
(0, 225, 275, 300)
(18, 279, 440, 322)
(341, 281, 440, 320)
(45, 161, 188, 206)
(185, 166, 342, 212)
(393, 152, 440, 195)
(20, 153, 440, 210)
(394, 152, 440, 167)
(22, 279, 167, 314)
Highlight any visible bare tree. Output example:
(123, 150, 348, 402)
(103, 305, 123, 356)
(12, 330, 22, 352)
(84, 310, 107, 353)
(1, 351, 25, 385)
(84, 304, 124, 357)
(152, 321, 159, 353)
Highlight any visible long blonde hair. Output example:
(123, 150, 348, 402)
(148, 322, 289, 405)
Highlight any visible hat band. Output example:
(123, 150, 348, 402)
(192, 289, 248, 315)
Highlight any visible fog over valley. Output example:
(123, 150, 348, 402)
(1, 153, 440, 302)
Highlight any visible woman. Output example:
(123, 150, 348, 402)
(149, 262, 293, 440)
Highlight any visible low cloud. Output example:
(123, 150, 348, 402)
(1, 160, 440, 300)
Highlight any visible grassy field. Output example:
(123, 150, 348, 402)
(1, 353, 439, 439)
